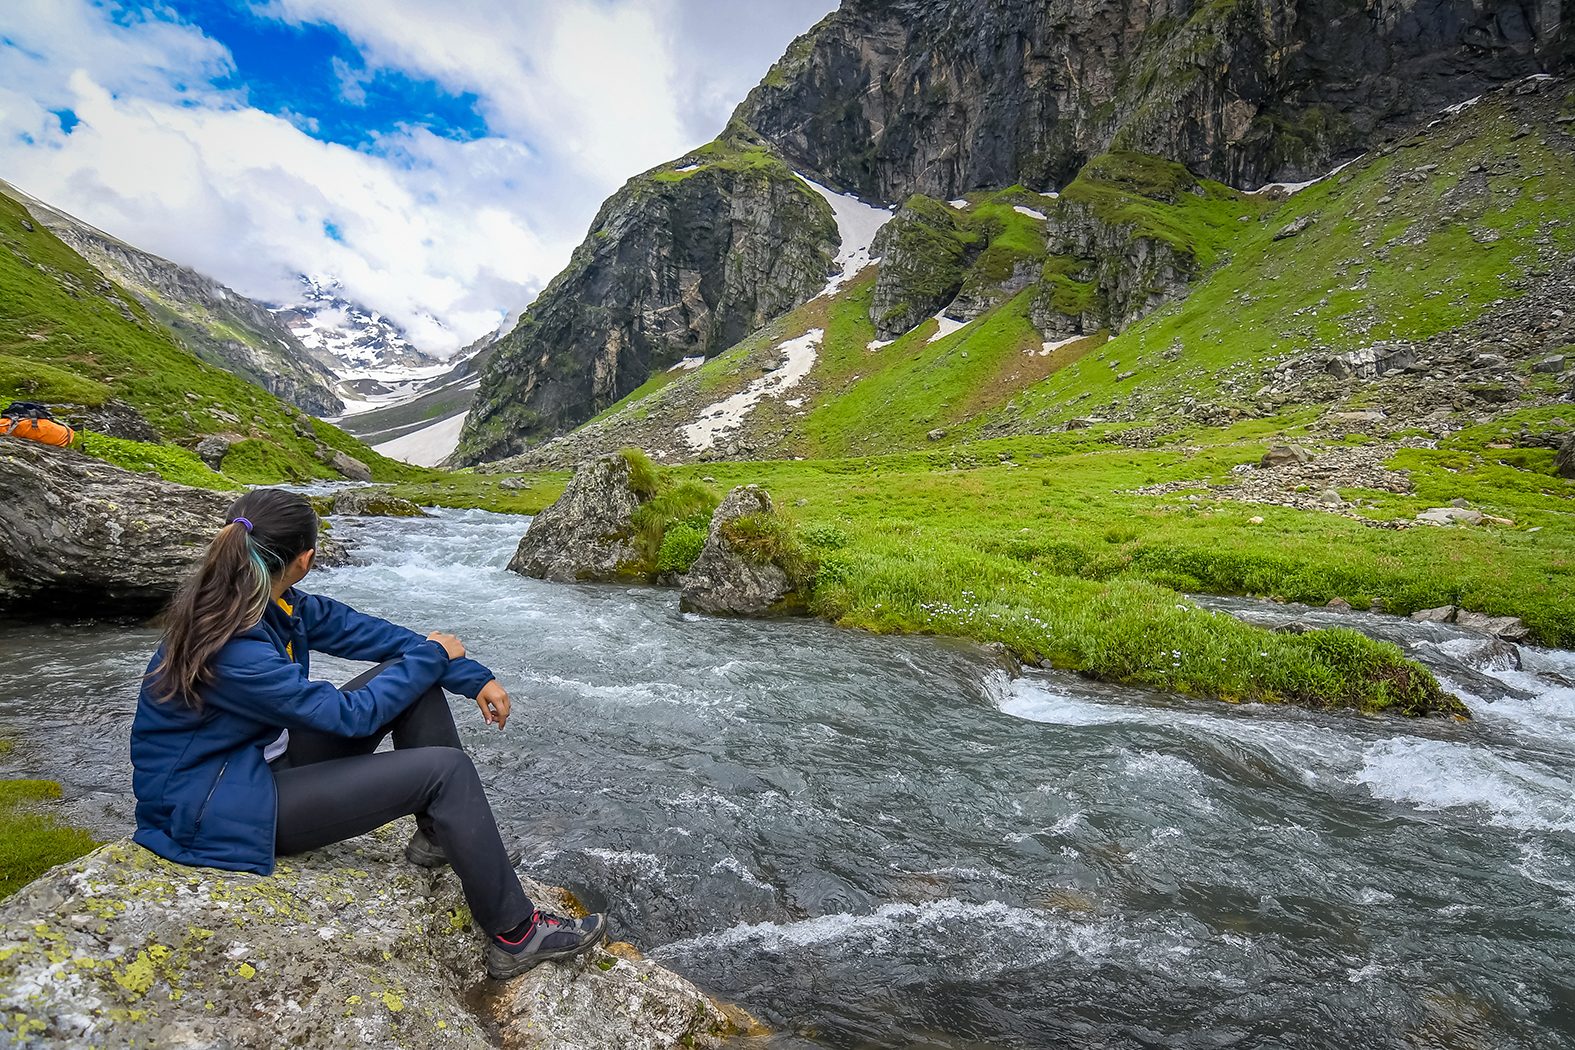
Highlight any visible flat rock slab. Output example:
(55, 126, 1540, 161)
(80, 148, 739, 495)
(0, 827, 735, 1049)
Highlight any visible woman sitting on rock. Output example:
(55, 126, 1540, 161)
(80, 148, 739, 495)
(129, 487, 605, 979)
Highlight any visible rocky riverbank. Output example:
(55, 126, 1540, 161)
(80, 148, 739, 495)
(0, 825, 750, 1049)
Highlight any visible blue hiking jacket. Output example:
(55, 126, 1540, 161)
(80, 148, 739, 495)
(130, 588, 495, 874)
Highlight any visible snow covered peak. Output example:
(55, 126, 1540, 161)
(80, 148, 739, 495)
(271, 274, 443, 378)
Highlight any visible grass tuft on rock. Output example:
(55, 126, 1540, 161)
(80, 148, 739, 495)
(0, 779, 97, 900)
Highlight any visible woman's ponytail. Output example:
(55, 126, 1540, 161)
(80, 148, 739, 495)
(149, 489, 319, 706)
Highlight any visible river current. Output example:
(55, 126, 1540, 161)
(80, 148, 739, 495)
(2, 508, 1573, 1049)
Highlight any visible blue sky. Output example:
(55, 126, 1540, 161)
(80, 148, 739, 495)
(0, 0, 837, 353)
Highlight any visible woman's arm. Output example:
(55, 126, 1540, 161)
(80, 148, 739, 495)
(203, 635, 452, 736)
(295, 591, 495, 698)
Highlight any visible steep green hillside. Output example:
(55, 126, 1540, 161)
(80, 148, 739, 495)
(0, 190, 423, 487)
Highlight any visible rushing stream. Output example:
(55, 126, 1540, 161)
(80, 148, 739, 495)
(2, 508, 1574, 1048)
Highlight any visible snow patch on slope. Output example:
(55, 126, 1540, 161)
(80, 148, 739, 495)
(1013, 205, 1047, 220)
(795, 175, 894, 296)
(928, 313, 969, 344)
(373, 411, 469, 467)
(1247, 157, 1361, 196)
(682, 329, 823, 452)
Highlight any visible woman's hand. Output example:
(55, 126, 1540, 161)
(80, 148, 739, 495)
(426, 631, 466, 660)
(477, 679, 511, 729)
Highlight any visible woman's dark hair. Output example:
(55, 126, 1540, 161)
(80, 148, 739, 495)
(150, 488, 318, 706)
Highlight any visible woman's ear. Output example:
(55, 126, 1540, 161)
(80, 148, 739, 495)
(290, 548, 315, 583)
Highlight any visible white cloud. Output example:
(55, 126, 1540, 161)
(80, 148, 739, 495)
(0, 0, 836, 354)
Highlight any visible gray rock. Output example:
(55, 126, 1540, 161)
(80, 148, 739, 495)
(1452, 610, 1493, 634)
(1409, 605, 1458, 623)
(0, 830, 738, 1050)
(1557, 434, 1575, 479)
(331, 487, 429, 518)
(1326, 597, 1353, 611)
(0, 439, 231, 614)
(58, 398, 161, 442)
(1532, 355, 1565, 373)
(194, 434, 232, 470)
(507, 454, 647, 582)
(680, 486, 796, 616)
(1452, 611, 1533, 641)
(1319, 488, 1343, 505)
(927, 428, 947, 441)
(1260, 444, 1314, 468)
(1416, 506, 1484, 526)
(1471, 353, 1510, 368)
(1273, 215, 1315, 240)
(329, 450, 374, 482)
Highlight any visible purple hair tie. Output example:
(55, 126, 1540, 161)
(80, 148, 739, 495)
(230, 517, 253, 533)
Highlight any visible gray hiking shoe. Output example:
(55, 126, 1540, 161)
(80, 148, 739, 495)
(486, 910, 608, 979)
(405, 829, 521, 870)
(404, 828, 447, 868)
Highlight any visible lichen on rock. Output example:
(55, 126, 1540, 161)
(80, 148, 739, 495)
(0, 826, 738, 1049)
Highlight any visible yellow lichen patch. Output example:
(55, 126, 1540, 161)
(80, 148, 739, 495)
(234, 962, 256, 980)
(344, 994, 363, 1006)
(112, 950, 158, 997)
(378, 989, 404, 1012)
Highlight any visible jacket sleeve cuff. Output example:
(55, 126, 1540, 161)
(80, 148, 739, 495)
(442, 657, 495, 698)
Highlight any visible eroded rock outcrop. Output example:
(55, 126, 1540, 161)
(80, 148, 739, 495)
(0, 829, 739, 1050)
(736, 0, 1563, 199)
(680, 486, 801, 616)
(0, 439, 233, 614)
(506, 454, 649, 582)
(456, 131, 838, 464)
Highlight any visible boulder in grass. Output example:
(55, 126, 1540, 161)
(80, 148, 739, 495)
(680, 485, 799, 617)
(329, 449, 374, 482)
(1409, 605, 1458, 623)
(1454, 610, 1533, 641)
(0, 828, 743, 1050)
(1259, 444, 1315, 468)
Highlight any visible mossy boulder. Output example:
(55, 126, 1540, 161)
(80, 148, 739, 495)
(680, 485, 808, 617)
(0, 826, 738, 1049)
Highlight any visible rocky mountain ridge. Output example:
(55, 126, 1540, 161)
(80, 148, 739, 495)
(476, 74, 1574, 469)
(274, 272, 447, 383)
(738, 0, 1569, 200)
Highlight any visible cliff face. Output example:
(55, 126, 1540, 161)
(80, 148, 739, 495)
(2, 181, 344, 416)
(736, 0, 1567, 199)
(454, 135, 837, 464)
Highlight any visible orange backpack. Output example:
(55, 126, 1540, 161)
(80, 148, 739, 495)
(1, 401, 75, 447)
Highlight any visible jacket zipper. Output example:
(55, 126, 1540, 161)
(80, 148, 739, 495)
(193, 759, 229, 833)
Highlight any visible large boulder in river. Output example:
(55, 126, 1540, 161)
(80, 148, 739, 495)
(0, 439, 232, 614)
(508, 453, 648, 582)
(0, 826, 743, 1049)
(680, 485, 801, 616)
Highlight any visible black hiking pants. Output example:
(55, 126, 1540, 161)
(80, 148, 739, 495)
(271, 659, 534, 935)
